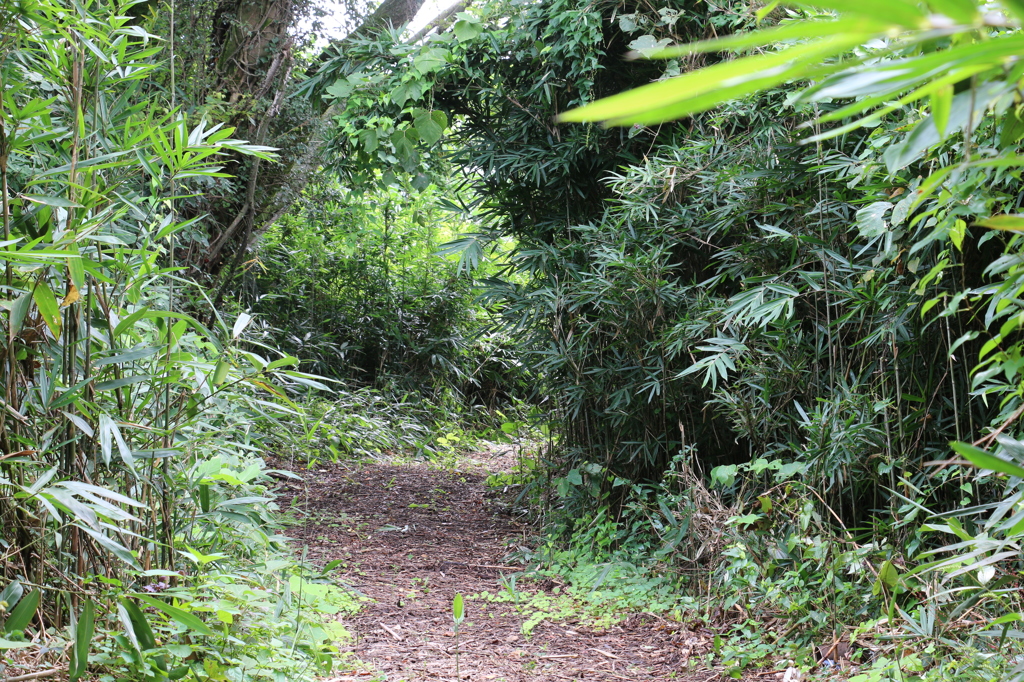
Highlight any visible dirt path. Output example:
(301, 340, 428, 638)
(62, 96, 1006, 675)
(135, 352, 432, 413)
(273, 448, 736, 682)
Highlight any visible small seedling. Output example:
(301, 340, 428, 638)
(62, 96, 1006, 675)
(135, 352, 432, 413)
(452, 593, 465, 679)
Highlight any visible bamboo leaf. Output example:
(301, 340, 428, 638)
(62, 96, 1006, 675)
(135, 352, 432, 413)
(132, 594, 213, 635)
(932, 83, 953, 138)
(9, 293, 31, 335)
(3, 590, 40, 634)
(0, 582, 23, 610)
(32, 281, 62, 338)
(927, 0, 980, 23)
(951, 441, 1024, 479)
(22, 194, 82, 208)
(642, 17, 891, 58)
(231, 312, 252, 339)
(69, 598, 95, 682)
(558, 35, 865, 125)
(120, 599, 158, 653)
(793, 0, 928, 27)
(879, 560, 900, 588)
(975, 215, 1024, 231)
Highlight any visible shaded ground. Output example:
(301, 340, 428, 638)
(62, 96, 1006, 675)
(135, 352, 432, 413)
(273, 447, 772, 682)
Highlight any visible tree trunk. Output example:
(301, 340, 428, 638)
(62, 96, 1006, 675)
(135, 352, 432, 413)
(191, 0, 430, 277)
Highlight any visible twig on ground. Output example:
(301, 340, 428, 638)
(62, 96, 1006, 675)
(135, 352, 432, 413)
(379, 623, 404, 641)
(6, 670, 60, 682)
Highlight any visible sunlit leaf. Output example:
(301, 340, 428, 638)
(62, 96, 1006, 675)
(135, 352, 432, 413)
(951, 441, 1024, 479)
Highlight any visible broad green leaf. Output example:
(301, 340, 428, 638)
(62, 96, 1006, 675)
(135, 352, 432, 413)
(856, 201, 892, 239)
(711, 464, 738, 488)
(931, 83, 952, 138)
(359, 128, 378, 153)
(0, 639, 31, 649)
(792, 0, 927, 28)
(69, 599, 95, 682)
(629, 35, 672, 58)
(1001, 106, 1024, 148)
(325, 78, 354, 100)
(879, 559, 900, 588)
(32, 281, 62, 338)
(644, 17, 891, 58)
(452, 593, 464, 623)
(133, 594, 213, 635)
(3, 590, 40, 634)
(453, 14, 482, 42)
(0, 581, 23, 610)
(391, 129, 419, 172)
(120, 599, 158, 652)
(558, 35, 866, 126)
(731, 513, 762, 527)
(950, 219, 967, 251)
(975, 215, 1024, 231)
(414, 110, 444, 145)
(951, 441, 1024, 479)
(414, 48, 447, 75)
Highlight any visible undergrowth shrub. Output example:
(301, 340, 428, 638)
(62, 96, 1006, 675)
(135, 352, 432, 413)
(246, 180, 533, 416)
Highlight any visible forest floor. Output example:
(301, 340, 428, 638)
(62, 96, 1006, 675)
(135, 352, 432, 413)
(270, 446, 780, 682)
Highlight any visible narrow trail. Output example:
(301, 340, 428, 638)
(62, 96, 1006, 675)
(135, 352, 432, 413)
(272, 448, 738, 682)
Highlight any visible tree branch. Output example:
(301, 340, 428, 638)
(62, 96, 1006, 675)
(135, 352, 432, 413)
(408, 0, 471, 43)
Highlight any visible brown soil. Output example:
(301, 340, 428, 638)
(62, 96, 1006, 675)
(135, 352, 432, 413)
(272, 447, 772, 682)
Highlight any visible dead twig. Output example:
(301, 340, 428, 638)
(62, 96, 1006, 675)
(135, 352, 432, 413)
(6, 670, 60, 682)
(379, 623, 403, 641)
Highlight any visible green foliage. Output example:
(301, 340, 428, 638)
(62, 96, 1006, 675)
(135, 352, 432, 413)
(0, 2, 350, 681)
(473, 565, 689, 635)
(549, 0, 1024, 663)
(247, 179, 531, 415)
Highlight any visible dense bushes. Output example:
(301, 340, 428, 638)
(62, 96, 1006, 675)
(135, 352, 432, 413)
(245, 178, 533, 416)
